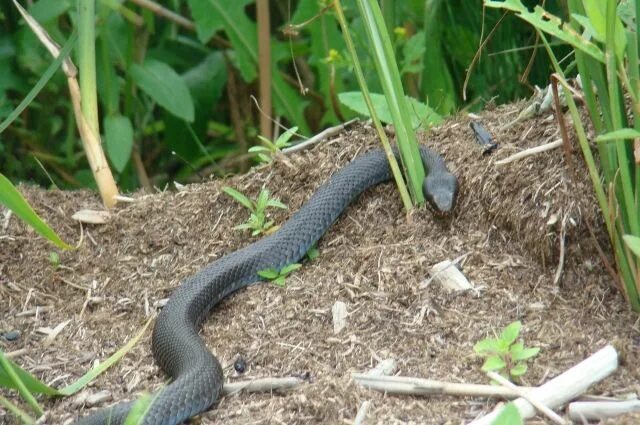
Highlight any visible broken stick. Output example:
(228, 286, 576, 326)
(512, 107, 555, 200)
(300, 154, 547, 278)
(469, 344, 618, 425)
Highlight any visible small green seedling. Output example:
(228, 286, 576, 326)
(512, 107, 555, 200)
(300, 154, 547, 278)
(48, 251, 60, 268)
(223, 187, 287, 236)
(473, 321, 540, 381)
(306, 245, 319, 260)
(258, 263, 302, 287)
(248, 126, 298, 163)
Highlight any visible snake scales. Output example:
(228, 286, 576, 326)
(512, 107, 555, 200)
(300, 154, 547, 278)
(75, 146, 458, 425)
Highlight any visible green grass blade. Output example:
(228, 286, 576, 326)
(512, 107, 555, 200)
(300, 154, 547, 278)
(0, 394, 35, 425)
(355, 0, 426, 203)
(0, 174, 73, 250)
(0, 351, 43, 417)
(59, 317, 153, 395)
(123, 393, 153, 425)
(624, 235, 640, 258)
(0, 30, 77, 135)
(333, 0, 413, 211)
(0, 353, 60, 396)
(222, 187, 255, 211)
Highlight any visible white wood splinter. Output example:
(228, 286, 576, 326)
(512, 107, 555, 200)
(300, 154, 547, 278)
(468, 345, 619, 425)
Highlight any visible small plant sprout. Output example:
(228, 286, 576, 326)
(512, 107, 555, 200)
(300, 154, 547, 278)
(306, 245, 319, 260)
(248, 126, 298, 163)
(48, 251, 60, 268)
(222, 186, 287, 236)
(490, 403, 523, 425)
(258, 263, 302, 287)
(473, 321, 540, 381)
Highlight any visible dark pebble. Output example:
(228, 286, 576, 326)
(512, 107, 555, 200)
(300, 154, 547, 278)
(233, 356, 246, 374)
(2, 330, 20, 341)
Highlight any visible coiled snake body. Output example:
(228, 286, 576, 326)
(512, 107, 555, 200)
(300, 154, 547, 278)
(76, 146, 458, 425)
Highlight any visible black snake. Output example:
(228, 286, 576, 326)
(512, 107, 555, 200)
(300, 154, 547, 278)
(75, 145, 458, 425)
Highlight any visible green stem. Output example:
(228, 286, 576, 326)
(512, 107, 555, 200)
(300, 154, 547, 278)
(77, 0, 100, 137)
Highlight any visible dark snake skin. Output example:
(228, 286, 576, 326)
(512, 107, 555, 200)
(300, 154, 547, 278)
(75, 146, 458, 425)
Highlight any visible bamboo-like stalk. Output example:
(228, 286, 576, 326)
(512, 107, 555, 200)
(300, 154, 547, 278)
(256, 0, 272, 140)
(76, 0, 119, 208)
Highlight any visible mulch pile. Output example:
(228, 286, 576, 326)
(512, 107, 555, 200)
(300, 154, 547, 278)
(1, 101, 638, 424)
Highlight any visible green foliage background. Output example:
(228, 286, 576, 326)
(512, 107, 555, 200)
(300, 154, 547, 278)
(0, 0, 568, 191)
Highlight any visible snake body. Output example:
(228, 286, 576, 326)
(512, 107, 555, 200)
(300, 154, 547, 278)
(75, 146, 458, 425)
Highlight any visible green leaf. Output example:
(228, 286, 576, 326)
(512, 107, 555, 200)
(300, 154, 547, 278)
(29, 0, 71, 22)
(273, 276, 286, 287)
(123, 393, 153, 425)
(481, 356, 507, 372)
(0, 351, 59, 396)
(623, 235, 640, 258)
(510, 363, 528, 377)
(306, 246, 320, 260)
(500, 321, 522, 345)
(258, 269, 280, 280)
(280, 263, 302, 275)
(255, 189, 270, 212)
(248, 146, 271, 154)
(223, 187, 255, 211)
(266, 199, 287, 210)
(490, 403, 523, 425)
(59, 317, 153, 395)
(596, 128, 640, 142)
(104, 115, 134, 173)
(338, 91, 442, 129)
(130, 59, 194, 122)
(511, 346, 540, 362)
(485, 0, 605, 62)
(0, 174, 73, 250)
(274, 126, 298, 149)
(473, 338, 501, 355)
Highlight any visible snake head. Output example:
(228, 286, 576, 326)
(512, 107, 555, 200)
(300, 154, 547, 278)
(423, 173, 458, 215)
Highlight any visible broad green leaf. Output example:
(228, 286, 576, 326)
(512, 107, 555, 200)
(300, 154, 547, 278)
(104, 115, 134, 173)
(485, 0, 605, 62)
(0, 174, 73, 250)
(223, 187, 255, 211)
(491, 403, 523, 425)
(473, 338, 501, 355)
(273, 276, 286, 287)
(511, 345, 540, 361)
(258, 269, 280, 280)
(130, 60, 194, 122)
(29, 0, 71, 22)
(510, 363, 528, 377)
(338, 91, 442, 129)
(481, 356, 507, 372)
(580, 0, 626, 59)
(596, 128, 640, 142)
(187, 0, 256, 81)
(0, 351, 60, 396)
(281, 263, 302, 275)
(187, 0, 309, 133)
(307, 246, 320, 260)
(623, 235, 640, 258)
(500, 321, 521, 345)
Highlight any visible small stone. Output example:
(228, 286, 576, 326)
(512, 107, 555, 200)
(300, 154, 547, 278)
(332, 301, 348, 334)
(234, 356, 246, 374)
(2, 330, 20, 341)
